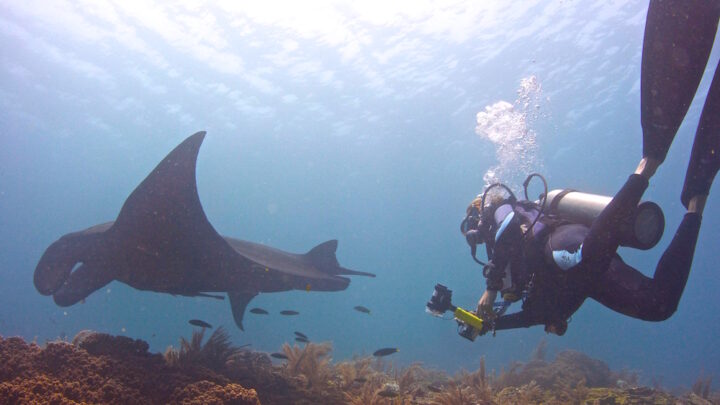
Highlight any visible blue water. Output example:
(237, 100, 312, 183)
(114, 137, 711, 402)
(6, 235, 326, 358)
(1, 1, 719, 388)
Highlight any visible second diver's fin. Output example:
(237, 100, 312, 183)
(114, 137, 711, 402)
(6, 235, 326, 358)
(681, 61, 720, 208)
(641, 0, 718, 163)
(228, 291, 258, 331)
(305, 240, 376, 277)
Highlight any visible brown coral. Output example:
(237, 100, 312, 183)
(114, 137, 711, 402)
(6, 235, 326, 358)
(0, 333, 259, 404)
(452, 356, 492, 401)
(169, 380, 259, 405)
(335, 356, 374, 389)
(72, 329, 150, 357)
(164, 326, 241, 373)
(1, 333, 713, 405)
(493, 349, 613, 391)
(281, 341, 333, 390)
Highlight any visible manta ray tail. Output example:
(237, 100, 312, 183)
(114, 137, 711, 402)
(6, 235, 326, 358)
(306, 240, 376, 277)
(228, 291, 258, 330)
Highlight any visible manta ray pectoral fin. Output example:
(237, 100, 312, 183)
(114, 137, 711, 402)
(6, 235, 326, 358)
(228, 291, 258, 331)
(53, 263, 114, 307)
(107, 132, 242, 277)
(306, 240, 376, 277)
(110, 131, 235, 259)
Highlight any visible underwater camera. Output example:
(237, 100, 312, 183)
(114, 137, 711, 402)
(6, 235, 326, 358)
(426, 284, 486, 341)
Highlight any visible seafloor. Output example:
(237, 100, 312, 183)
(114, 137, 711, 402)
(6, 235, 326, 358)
(0, 328, 716, 404)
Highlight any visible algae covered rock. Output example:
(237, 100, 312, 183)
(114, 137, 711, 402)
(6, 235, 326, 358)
(72, 330, 150, 357)
(585, 387, 679, 405)
(495, 349, 614, 390)
(378, 381, 400, 397)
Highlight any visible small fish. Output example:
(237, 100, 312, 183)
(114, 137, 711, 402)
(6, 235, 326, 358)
(280, 310, 299, 316)
(427, 384, 443, 393)
(294, 331, 308, 339)
(271, 352, 288, 359)
(373, 347, 399, 357)
(189, 319, 213, 328)
(353, 377, 367, 383)
(354, 305, 371, 314)
(295, 337, 309, 343)
(249, 308, 269, 315)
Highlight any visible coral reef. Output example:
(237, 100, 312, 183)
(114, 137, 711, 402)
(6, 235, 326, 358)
(0, 333, 258, 404)
(1, 332, 718, 404)
(164, 326, 241, 373)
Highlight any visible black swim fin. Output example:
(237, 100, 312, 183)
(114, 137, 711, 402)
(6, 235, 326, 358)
(641, 0, 718, 163)
(682, 61, 720, 208)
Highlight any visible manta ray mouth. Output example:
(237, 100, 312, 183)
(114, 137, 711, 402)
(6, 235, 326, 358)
(34, 236, 84, 296)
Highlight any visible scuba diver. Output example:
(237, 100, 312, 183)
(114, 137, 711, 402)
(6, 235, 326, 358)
(458, 0, 720, 337)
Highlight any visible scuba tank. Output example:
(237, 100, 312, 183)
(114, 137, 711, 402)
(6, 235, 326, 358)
(544, 189, 664, 250)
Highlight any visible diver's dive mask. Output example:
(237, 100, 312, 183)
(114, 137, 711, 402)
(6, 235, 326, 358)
(461, 182, 522, 266)
(460, 205, 481, 235)
(461, 198, 491, 265)
(461, 200, 484, 237)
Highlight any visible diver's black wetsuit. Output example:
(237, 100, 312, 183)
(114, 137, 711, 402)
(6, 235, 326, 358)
(488, 182, 702, 333)
(485, 0, 720, 334)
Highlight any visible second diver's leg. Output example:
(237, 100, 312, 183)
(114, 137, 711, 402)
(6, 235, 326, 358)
(641, 0, 719, 165)
(582, 174, 649, 274)
(587, 0, 719, 274)
(589, 213, 701, 321)
(681, 60, 720, 211)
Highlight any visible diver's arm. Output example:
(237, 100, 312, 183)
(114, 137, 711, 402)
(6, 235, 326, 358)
(476, 290, 497, 315)
(487, 310, 540, 332)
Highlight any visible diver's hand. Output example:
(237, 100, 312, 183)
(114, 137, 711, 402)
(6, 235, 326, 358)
(477, 290, 498, 320)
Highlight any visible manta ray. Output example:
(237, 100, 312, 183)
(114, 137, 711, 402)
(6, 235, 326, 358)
(33, 131, 374, 329)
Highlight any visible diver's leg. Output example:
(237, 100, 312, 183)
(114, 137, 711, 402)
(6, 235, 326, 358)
(650, 213, 702, 318)
(589, 256, 658, 320)
(641, 0, 719, 165)
(681, 61, 720, 211)
(586, 0, 718, 271)
(589, 213, 701, 321)
(581, 174, 649, 273)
